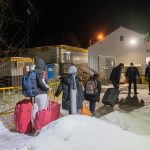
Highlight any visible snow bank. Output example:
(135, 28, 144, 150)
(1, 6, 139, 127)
(101, 111, 150, 135)
(0, 121, 32, 150)
(18, 115, 150, 150)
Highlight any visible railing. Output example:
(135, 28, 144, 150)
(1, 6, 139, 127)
(0, 87, 23, 116)
(0, 82, 60, 116)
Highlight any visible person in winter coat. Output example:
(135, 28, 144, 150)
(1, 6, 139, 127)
(110, 63, 124, 89)
(126, 63, 140, 95)
(145, 61, 150, 95)
(33, 57, 51, 136)
(84, 73, 101, 116)
(55, 66, 84, 114)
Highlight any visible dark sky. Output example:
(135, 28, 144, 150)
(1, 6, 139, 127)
(26, 0, 150, 47)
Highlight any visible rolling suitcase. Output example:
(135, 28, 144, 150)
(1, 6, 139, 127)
(49, 101, 61, 121)
(102, 88, 119, 107)
(14, 99, 32, 133)
(34, 108, 53, 130)
(34, 100, 61, 131)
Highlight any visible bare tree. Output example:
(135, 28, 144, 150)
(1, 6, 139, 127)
(0, 0, 39, 56)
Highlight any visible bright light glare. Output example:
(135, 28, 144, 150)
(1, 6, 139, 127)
(130, 39, 137, 45)
(97, 34, 104, 40)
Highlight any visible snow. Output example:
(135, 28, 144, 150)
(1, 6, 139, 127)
(1, 84, 150, 150)
(101, 110, 150, 135)
(0, 115, 150, 150)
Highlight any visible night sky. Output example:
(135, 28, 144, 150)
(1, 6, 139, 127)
(5, 0, 150, 48)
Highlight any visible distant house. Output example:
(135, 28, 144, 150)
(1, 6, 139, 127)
(21, 45, 88, 76)
(88, 26, 150, 79)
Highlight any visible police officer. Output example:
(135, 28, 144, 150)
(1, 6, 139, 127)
(145, 61, 150, 95)
(126, 63, 140, 95)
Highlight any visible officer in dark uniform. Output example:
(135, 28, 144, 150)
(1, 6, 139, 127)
(126, 63, 140, 95)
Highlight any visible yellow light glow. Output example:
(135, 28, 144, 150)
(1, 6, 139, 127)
(97, 34, 104, 40)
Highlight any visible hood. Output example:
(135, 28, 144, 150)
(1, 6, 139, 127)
(68, 66, 77, 74)
(35, 58, 46, 71)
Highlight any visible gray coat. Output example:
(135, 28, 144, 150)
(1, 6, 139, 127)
(55, 74, 84, 111)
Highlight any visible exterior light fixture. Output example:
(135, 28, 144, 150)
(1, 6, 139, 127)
(130, 38, 137, 45)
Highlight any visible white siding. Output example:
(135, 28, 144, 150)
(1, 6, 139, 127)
(88, 27, 150, 74)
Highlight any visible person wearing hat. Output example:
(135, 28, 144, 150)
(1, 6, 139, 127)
(125, 63, 140, 95)
(145, 61, 150, 95)
(55, 65, 84, 114)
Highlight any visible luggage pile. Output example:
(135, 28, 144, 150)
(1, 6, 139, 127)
(14, 99, 61, 134)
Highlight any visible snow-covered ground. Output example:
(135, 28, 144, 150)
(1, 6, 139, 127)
(0, 114, 150, 150)
(0, 84, 150, 150)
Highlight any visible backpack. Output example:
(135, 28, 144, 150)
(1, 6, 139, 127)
(85, 80, 97, 95)
(22, 71, 38, 97)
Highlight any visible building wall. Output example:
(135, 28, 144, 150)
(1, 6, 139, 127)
(60, 48, 88, 64)
(21, 46, 58, 64)
(21, 45, 88, 65)
(88, 27, 150, 75)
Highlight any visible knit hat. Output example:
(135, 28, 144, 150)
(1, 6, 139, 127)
(68, 66, 77, 74)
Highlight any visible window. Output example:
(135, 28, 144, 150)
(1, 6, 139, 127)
(120, 36, 124, 41)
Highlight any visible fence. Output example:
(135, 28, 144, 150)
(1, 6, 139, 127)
(0, 82, 60, 116)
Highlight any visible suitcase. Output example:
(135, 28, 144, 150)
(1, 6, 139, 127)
(34, 109, 53, 130)
(102, 88, 120, 107)
(49, 101, 61, 121)
(34, 101, 60, 131)
(14, 99, 32, 133)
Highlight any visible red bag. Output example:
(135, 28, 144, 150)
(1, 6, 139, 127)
(49, 101, 61, 121)
(34, 109, 53, 130)
(14, 99, 32, 133)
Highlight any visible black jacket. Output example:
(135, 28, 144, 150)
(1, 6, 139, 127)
(35, 58, 49, 95)
(55, 74, 84, 111)
(126, 67, 140, 81)
(110, 66, 122, 84)
(145, 66, 150, 81)
(84, 77, 101, 102)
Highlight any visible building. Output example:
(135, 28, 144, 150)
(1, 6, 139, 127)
(21, 45, 89, 78)
(0, 57, 34, 87)
(88, 26, 150, 79)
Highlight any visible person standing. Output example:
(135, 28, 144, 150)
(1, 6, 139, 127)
(55, 66, 84, 114)
(110, 63, 124, 89)
(145, 61, 150, 95)
(126, 63, 140, 95)
(84, 73, 101, 116)
(33, 57, 51, 136)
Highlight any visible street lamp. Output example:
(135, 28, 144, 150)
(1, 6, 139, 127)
(89, 33, 104, 46)
(97, 33, 104, 41)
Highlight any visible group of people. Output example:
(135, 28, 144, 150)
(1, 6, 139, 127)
(110, 62, 140, 95)
(110, 61, 150, 95)
(55, 65, 101, 116)
(28, 58, 100, 135)
(29, 57, 150, 135)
